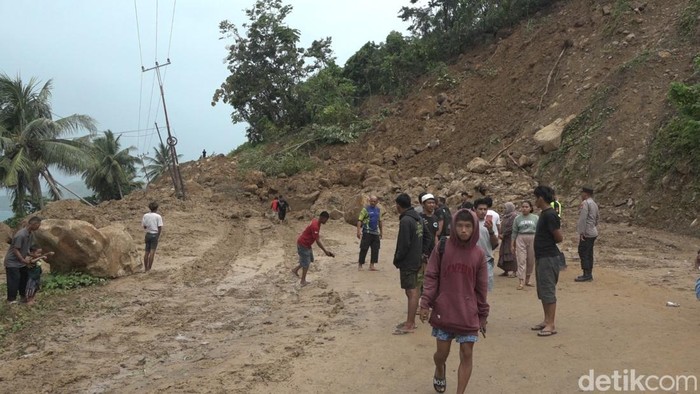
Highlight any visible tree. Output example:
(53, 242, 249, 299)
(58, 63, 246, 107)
(0, 74, 96, 215)
(143, 142, 182, 183)
(212, 0, 333, 143)
(83, 130, 141, 201)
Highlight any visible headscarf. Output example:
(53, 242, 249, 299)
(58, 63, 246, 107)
(502, 202, 517, 238)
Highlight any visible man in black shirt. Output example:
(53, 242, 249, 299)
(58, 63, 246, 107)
(531, 186, 563, 337)
(417, 193, 442, 292)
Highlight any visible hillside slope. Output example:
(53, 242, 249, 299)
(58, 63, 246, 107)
(308, 0, 699, 235)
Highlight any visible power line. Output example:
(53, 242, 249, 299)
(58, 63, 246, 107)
(133, 0, 144, 68)
(155, 0, 159, 61)
(167, 0, 177, 58)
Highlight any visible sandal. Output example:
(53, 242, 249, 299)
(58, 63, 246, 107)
(517, 284, 524, 290)
(525, 283, 535, 287)
(537, 330, 557, 337)
(433, 364, 446, 393)
(531, 323, 546, 331)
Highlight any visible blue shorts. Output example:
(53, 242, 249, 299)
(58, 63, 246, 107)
(297, 245, 314, 268)
(432, 328, 478, 344)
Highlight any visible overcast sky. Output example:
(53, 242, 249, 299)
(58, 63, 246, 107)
(0, 0, 409, 183)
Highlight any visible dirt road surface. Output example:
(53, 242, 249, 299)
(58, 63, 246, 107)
(1, 210, 698, 393)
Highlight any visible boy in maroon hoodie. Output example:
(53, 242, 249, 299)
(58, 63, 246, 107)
(419, 209, 489, 394)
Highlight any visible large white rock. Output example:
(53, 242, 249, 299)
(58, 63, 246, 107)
(466, 157, 491, 174)
(33, 219, 141, 278)
(533, 115, 577, 153)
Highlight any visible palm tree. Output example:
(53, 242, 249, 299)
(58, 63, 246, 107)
(0, 74, 96, 215)
(83, 130, 141, 201)
(143, 142, 182, 183)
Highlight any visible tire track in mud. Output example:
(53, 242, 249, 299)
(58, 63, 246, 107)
(0, 215, 351, 393)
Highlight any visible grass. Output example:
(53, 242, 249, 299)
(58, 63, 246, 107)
(679, 0, 700, 39)
(0, 273, 106, 343)
(620, 50, 651, 72)
(539, 86, 616, 184)
(603, 0, 631, 37)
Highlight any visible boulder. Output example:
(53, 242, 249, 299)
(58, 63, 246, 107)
(343, 196, 390, 227)
(533, 115, 576, 153)
(287, 191, 321, 211)
(33, 219, 140, 278)
(383, 146, 401, 165)
(338, 163, 366, 186)
(437, 163, 452, 178)
(466, 157, 490, 174)
(362, 176, 393, 191)
(329, 209, 344, 221)
(1, 222, 14, 247)
(494, 157, 507, 168)
(518, 154, 535, 168)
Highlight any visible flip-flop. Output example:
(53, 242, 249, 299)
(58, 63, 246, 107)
(526, 283, 535, 287)
(433, 364, 447, 393)
(537, 330, 557, 337)
(392, 327, 415, 335)
(530, 324, 546, 331)
(517, 284, 524, 290)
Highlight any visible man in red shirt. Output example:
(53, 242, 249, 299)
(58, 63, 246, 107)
(292, 211, 335, 286)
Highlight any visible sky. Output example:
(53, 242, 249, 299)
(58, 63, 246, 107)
(0, 0, 410, 185)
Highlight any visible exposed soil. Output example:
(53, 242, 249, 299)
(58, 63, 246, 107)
(2, 1, 700, 392)
(1, 205, 698, 393)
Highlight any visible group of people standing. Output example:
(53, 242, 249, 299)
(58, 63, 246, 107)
(288, 186, 600, 393)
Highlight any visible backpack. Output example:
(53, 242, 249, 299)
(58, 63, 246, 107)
(439, 207, 452, 237)
(421, 218, 434, 257)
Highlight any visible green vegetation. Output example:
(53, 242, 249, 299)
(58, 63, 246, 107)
(603, 0, 631, 37)
(540, 86, 616, 184)
(142, 142, 183, 184)
(0, 74, 154, 217)
(0, 74, 97, 215)
(679, 0, 700, 39)
(42, 272, 106, 291)
(0, 273, 106, 342)
(649, 66, 700, 182)
(216, 0, 561, 167)
(82, 130, 142, 201)
(236, 145, 315, 177)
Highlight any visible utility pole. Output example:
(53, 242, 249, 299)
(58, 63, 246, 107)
(142, 59, 186, 199)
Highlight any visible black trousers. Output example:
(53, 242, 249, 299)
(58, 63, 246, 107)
(578, 237, 597, 271)
(6, 266, 29, 302)
(359, 233, 381, 264)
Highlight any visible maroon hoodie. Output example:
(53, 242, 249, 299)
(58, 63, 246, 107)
(419, 209, 489, 336)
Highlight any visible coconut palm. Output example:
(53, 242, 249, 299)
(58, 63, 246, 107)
(143, 142, 182, 183)
(83, 130, 142, 201)
(0, 74, 96, 215)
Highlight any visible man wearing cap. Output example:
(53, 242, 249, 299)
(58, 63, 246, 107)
(575, 187, 600, 282)
(417, 193, 443, 291)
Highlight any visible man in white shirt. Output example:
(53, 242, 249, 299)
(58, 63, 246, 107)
(142, 201, 163, 272)
(474, 198, 500, 291)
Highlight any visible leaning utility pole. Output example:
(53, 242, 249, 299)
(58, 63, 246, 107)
(142, 59, 186, 199)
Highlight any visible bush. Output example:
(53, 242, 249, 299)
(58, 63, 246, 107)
(649, 81, 700, 180)
(237, 146, 315, 177)
(42, 272, 106, 291)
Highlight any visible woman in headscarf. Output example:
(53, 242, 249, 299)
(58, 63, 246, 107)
(497, 202, 518, 278)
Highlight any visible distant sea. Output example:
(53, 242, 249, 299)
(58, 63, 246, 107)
(0, 210, 12, 222)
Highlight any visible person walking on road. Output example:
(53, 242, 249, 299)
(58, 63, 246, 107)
(357, 195, 383, 271)
(292, 212, 335, 286)
(575, 187, 599, 282)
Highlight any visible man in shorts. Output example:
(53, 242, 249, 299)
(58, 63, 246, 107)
(393, 193, 423, 334)
(292, 211, 334, 286)
(142, 201, 163, 272)
(531, 186, 563, 337)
